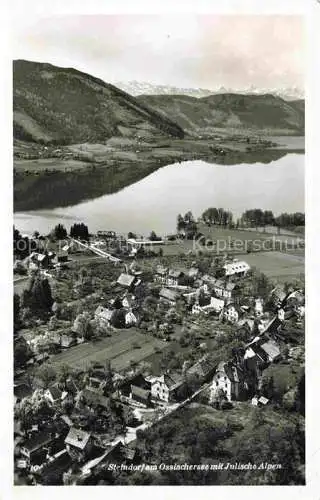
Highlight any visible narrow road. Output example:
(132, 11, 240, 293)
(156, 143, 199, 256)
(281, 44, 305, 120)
(69, 238, 122, 263)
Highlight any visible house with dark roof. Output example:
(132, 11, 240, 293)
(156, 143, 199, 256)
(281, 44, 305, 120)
(149, 373, 184, 403)
(187, 356, 215, 382)
(118, 374, 151, 398)
(44, 384, 65, 405)
(214, 280, 236, 300)
(210, 361, 246, 403)
(20, 432, 56, 464)
(260, 340, 281, 363)
(159, 288, 179, 305)
(65, 427, 93, 461)
(223, 303, 242, 324)
(81, 388, 110, 411)
(34, 449, 73, 486)
(130, 385, 152, 407)
(261, 309, 284, 334)
(244, 336, 281, 374)
(269, 286, 290, 308)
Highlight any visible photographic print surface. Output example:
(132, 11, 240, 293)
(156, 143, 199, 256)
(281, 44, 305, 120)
(13, 14, 305, 486)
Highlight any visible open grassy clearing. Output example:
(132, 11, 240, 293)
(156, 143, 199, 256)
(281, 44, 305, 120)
(237, 251, 304, 282)
(14, 158, 91, 172)
(49, 328, 166, 372)
(198, 224, 304, 245)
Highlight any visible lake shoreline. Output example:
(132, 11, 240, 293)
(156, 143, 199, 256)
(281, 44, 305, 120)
(14, 134, 304, 213)
(14, 154, 304, 236)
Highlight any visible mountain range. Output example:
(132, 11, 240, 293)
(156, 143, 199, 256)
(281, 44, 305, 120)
(13, 60, 184, 145)
(13, 60, 304, 146)
(116, 81, 304, 102)
(137, 93, 304, 136)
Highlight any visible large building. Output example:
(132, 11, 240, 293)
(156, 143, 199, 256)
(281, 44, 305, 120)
(210, 361, 246, 403)
(223, 260, 250, 277)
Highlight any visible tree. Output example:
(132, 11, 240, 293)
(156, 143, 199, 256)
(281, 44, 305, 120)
(36, 363, 57, 389)
(113, 296, 123, 310)
(149, 231, 161, 241)
(73, 312, 93, 340)
(70, 223, 89, 241)
(263, 210, 275, 226)
(14, 339, 32, 368)
(177, 214, 185, 232)
(202, 207, 219, 225)
(52, 224, 67, 240)
(21, 275, 54, 315)
(252, 271, 272, 300)
(110, 309, 126, 329)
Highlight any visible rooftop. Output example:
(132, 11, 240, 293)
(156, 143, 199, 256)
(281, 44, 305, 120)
(47, 384, 62, 400)
(117, 273, 136, 287)
(21, 432, 54, 453)
(159, 288, 179, 302)
(131, 385, 151, 402)
(65, 427, 91, 450)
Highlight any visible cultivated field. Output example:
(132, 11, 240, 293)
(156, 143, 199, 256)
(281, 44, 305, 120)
(50, 328, 166, 372)
(14, 158, 91, 172)
(238, 250, 305, 282)
(160, 225, 304, 257)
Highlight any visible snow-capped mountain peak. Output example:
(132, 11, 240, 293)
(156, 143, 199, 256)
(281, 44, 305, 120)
(115, 81, 304, 101)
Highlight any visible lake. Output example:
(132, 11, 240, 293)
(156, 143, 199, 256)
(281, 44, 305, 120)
(14, 153, 304, 236)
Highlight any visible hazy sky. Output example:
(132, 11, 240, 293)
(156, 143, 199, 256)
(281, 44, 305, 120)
(13, 15, 304, 89)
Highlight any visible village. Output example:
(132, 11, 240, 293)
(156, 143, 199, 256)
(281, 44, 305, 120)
(13, 221, 305, 485)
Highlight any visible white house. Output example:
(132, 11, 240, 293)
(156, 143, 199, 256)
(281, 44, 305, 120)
(213, 280, 235, 300)
(149, 373, 183, 403)
(95, 306, 113, 328)
(252, 395, 269, 406)
(223, 304, 241, 324)
(44, 385, 67, 405)
(192, 296, 225, 315)
(296, 305, 305, 319)
(125, 311, 137, 326)
(210, 361, 245, 403)
(154, 265, 168, 284)
(254, 298, 264, 317)
(223, 260, 250, 277)
(167, 269, 185, 287)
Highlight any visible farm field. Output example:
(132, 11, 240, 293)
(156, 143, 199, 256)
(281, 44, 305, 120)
(197, 224, 304, 245)
(159, 225, 304, 257)
(49, 328, 166, 372)
(238, 251, 305, 282)
(14, 158, 91, 172)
